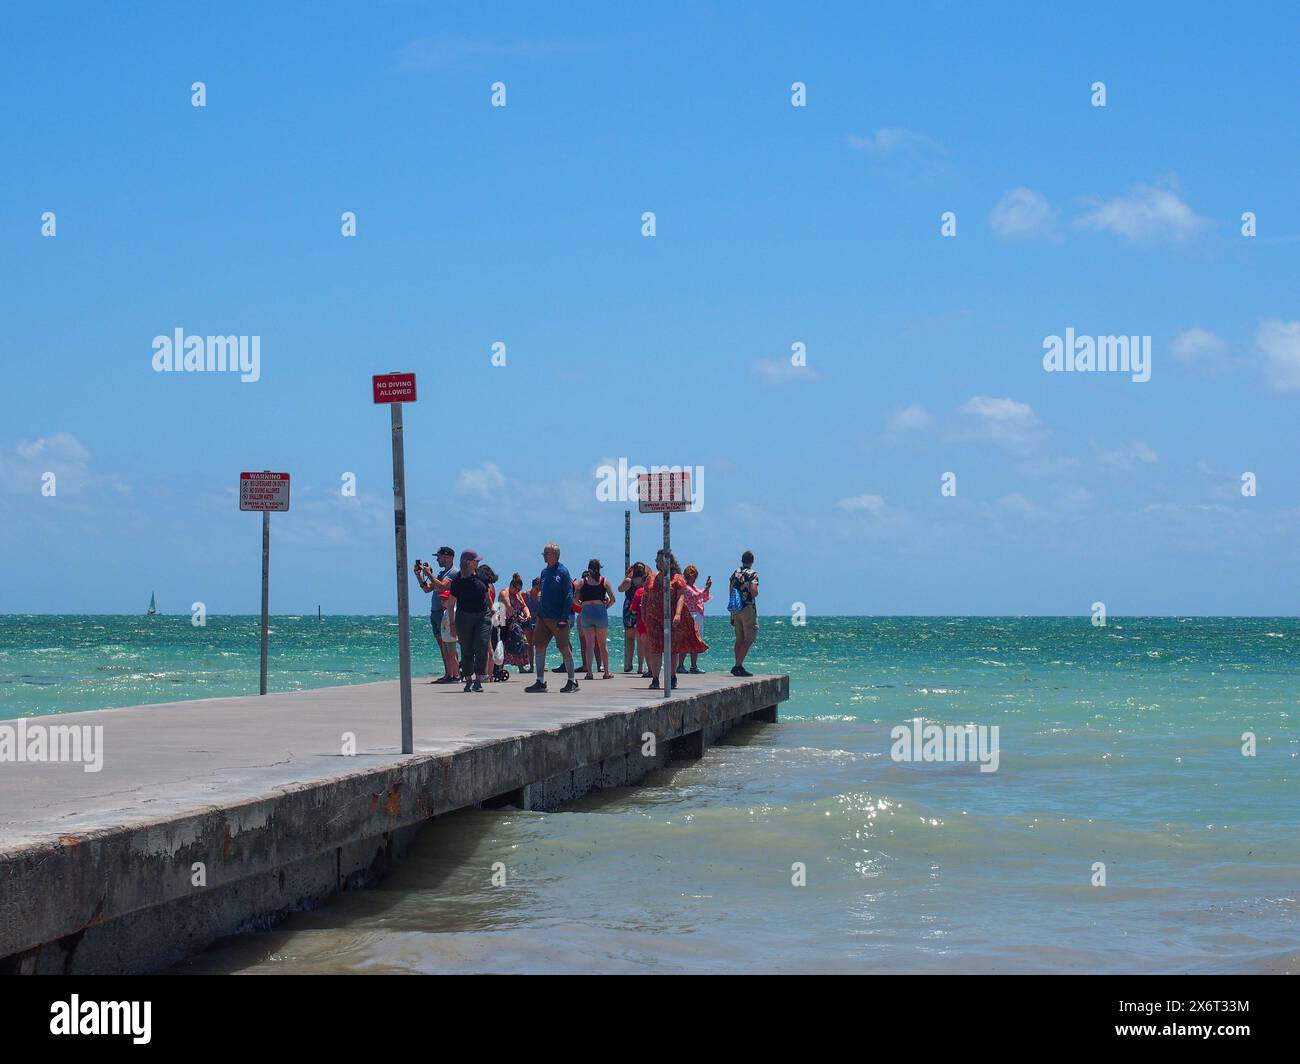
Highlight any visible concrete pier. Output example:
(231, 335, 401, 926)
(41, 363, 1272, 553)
(0, 672, 787, 974)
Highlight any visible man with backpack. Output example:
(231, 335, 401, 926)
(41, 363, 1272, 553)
(727, 550, 760, 677)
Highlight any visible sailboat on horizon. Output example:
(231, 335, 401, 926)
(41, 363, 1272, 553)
(146, 592, 157, 617)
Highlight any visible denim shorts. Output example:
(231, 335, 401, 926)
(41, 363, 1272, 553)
(579, 603, 609, 630)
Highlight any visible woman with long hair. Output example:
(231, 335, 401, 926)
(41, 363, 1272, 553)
(618, 560, 649, 674)
(522, 577, 542, 672)
(640, 549, 707, 689)
(499, 572, 532, 673)
(678, 564, 712, 673)
(577, 559, 616, 680)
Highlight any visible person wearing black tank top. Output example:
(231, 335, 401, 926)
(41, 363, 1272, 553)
(577, 559, 616, 680)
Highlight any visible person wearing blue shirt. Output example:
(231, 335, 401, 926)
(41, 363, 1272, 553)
(527, 542, 579, 693)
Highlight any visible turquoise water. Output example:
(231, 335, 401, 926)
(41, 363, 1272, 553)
(3, 615, 1298, 973)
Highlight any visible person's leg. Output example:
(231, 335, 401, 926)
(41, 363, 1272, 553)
(581, 621, 595, 679)
(576, 618, 590, 673)
(434, 608, 444, 676)
(457, 614, 477, 689)
(530, 622, 551, 687)
(474, 614, 492, 684)
(462, 616, 476, 681)
(473, 613, 488, 681)
(597, 626, 611, 677)
(647, 617, 664, 686)
(735, 608, 757, 671)
(558, 623, 576, 684)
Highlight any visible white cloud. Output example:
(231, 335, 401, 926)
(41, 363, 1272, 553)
(847, 127, 944, 156)
(1142, 502, 1233, 516)
(1, 433, 93, 494)
(1075, 183, 1207, 241)
(276, 487, 389, 550)
(837, 493, 887, 514)
(989, 187, 1057, 239)
(997, 493, 1037, 514)
(1256, 319, 1300, 391)
(1095, 440, 1159, 469)
(1171, 326, 1230, 372)
(960, 396, 1040, 448)
(1057, 486, 1093, 509)
(847, 128, 946, 181)
(457, 462, 507, 497)
(889, 404, 934, 432)
(754, 359, 818, 384)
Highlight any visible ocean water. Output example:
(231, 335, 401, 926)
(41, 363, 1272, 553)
(3, 615, 1297, 973)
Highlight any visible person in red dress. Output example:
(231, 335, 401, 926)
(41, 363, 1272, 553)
(640, 548, 707, 690)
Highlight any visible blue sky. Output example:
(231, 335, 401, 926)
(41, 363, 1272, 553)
(2, 1, 1299, 615)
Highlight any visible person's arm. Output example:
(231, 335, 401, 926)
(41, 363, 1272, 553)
(618, 569, 633, 593)
(447, 592, 458, 639)
(603, 579, 616, 608)
(561, 576, 574, 618)
(750, 575, 759, 600)
(415, 562, 434, 593)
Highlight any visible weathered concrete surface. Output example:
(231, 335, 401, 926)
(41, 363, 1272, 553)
(0, 672, 786, 973)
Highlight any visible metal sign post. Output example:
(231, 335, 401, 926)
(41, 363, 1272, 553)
(239, 471, 291, 695)
(260, 511, 270, 694)
(662, 512, 671, 698)
(374, 372, 418, 754)
(624, 509, 631, 574)
(637, 471, 692, 699)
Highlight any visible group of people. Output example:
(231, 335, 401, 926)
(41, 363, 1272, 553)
(415, 544, 761, 694)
